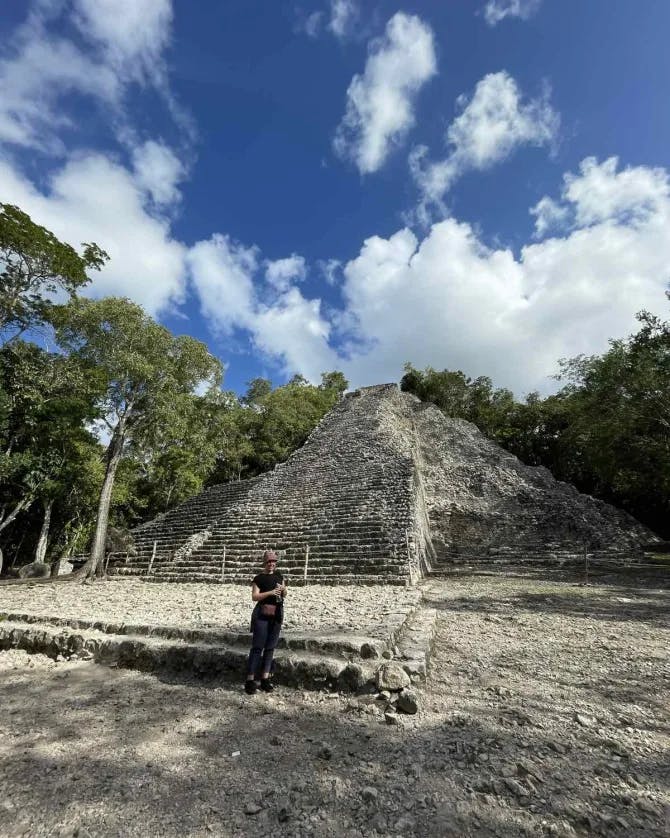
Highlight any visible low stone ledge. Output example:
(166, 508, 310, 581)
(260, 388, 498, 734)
(0, 621, 377, 692)
(0, 611, 389, 660)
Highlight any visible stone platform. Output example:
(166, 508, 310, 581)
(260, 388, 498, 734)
(0, 580, 436, 691)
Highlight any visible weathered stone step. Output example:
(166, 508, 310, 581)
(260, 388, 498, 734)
(0, 611, 388, 660)
(0, 619, 375, 691)
(111, 569, 410, 585)
(116, 560, 408, 576)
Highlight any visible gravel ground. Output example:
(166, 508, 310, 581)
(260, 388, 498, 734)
(0, 580, 419, 640)
(0, 571, 668, 837)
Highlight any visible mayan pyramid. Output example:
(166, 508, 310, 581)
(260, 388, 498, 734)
(111, 384, 656, 584)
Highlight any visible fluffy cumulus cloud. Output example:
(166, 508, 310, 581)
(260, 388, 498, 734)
(132, 140, 186, 208)
(265, 255, 307, 291)
(190, 158, 669, 394)
(187, 235, 258, 334)
(530, 196, 570, 238)
(411, 71, 559, 222)
(188, 237, 339, 380)
(334, 13, 437, 174)
(0, 153, 187, 316)
(331, 156, 670, 393)
(483, 0, 542, 26)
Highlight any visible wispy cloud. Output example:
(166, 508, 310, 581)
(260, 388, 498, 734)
(328, 0, 359, 39)
(298, 1, 359, 40)
(483, 0, 542, 26)
(0, 0, 186, 154)
(410, 71, 559, 222)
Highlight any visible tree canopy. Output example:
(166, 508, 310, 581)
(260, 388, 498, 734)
(0, 202, 108, 340)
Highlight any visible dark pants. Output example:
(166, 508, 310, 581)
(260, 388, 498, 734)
(247, 618, 281, 678)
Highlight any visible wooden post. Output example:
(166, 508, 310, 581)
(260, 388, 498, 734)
(147, 540, 157, 576)
(220, 545, 226, 582)
(584, 542, 589, 585)
(303, 544, 310, 584)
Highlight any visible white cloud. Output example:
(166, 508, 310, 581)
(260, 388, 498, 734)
(334, 13, 437, 174)
(132, 140, 185, 208)
(265, 255, 307, 291)
(530, 196, 569, 238)
(72, 0, 173, 85)
(301, 11, 324, 38)
(0, 14, 121, 153)
(253, 289, 338, 381)
(483, 0, 542, 26)
(319, 258, 342, 286)
(0, 0, 181, 154)
(189, 236, 337, 379)
(187, 235, 258, 334)
(331, 157, 670, 393)
(0, 152, 187, 316)
(181, 157, 670, 394)
(328, 0, 359, 39)
(411, 72, 559, 221)
(563, 156, 669, 227)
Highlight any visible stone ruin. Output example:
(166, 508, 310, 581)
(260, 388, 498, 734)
(110, 384, 657, 584)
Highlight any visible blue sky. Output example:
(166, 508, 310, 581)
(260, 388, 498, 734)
(1, 0, 669, 396)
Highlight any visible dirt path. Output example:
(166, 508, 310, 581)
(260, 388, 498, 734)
(0, 573, 668, 837)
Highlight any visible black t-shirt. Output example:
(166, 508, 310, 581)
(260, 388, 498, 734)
(252, 571, 284, 605)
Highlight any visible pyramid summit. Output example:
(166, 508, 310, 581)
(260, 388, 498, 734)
(113, 384, 656, 583)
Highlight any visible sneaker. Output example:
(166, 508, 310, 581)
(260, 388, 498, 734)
(244, 680, 257, 695)
(259, 679, 274, 693)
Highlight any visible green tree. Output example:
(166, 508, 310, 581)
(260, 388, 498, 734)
(555, 309, 670, 535)
(0, 203, 108, 341)
(52, 297, 223, 577)
(129, 387, 235, 517)
(0, 341, 102, 573)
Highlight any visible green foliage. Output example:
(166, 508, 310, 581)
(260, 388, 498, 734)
(0, 203, 108, 339)
(400, 363, 516, 441)
(551, 309, 670, 532)
(207, 371, 349, 484)
(0, 341, 103, 564)
(52, 297, 222, 440)
(51, 296, 224, 572)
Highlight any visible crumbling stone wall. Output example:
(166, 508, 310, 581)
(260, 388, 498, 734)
(410, 399, 656, 564)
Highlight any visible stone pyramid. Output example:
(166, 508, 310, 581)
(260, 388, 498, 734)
(111, 384, 655, 584)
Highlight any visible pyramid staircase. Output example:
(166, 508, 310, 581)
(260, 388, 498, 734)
(111, 385, 422, 585)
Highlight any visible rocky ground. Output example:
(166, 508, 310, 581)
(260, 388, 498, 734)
(0, 579, 420, 641)
(0, 570, 668, 837)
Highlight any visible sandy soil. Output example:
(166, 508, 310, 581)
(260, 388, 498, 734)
(0, 571, 668, 837)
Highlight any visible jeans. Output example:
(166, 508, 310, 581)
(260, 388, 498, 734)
(247, 617, 282, 678)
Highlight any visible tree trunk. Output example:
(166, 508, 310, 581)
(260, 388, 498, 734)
(0, 496, 31, 534)
(81, 423, 126, 579)
(51, 524, 84, 577)
(34, 499, 53, 564)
